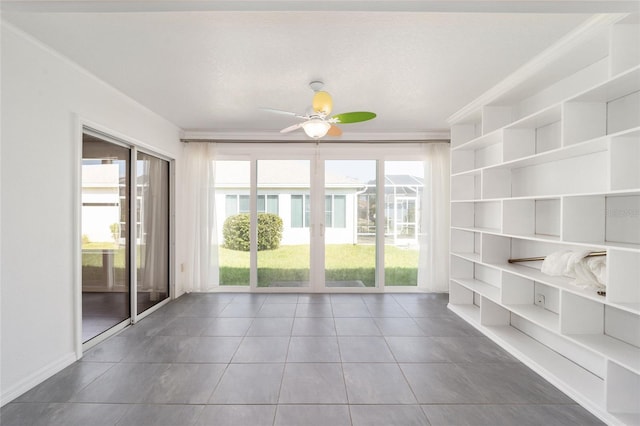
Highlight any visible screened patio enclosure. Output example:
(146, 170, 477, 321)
(358, 174, 423, 247)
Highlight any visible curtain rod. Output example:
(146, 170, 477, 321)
(180, 139, 450, 144)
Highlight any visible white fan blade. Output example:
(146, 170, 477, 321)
(260, 108, 306, 119)
(280, 123, 303, 133)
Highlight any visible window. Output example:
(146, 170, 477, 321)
(292, 194, 346, 228)
(225, 195, 237, 217)
(258, 194, 279, 214)
(291, 194, 310, 228)
(326, 195, 346, 228)
(239, 195, 250, 213)
(225, 194, 278, 217)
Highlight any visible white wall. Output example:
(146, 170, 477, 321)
(0, 23, 184, 404)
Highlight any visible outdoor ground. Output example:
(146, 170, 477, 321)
(81, 243, 419, 287)
(220, 244, 418, 287)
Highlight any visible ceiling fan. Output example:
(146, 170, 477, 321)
(262, 81, 376, 139)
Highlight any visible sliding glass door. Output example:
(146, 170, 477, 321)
(216, 161, 251, 286)
(81, 135, 131, 342)
(136, 152, 170, 313)
(81, 131, 171, 344)
(257, 160, 311, 288)
(212, 143, 427, 292)
(383, 161, 423, 287)
(324, 160, 378, 288)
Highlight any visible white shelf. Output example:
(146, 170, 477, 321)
(482, 325, 606, 413)
(609, 302, 640, 316)
(450, 128, 615, 177)
(452, 128, 502, 152)
(448, 303, 480, 324)
(567, 334, 640, 375)
(498, 133, 607, 170)
(451, 226, 500, 234)
(481, 188, 640, 202)
(451, 168, 481, 178)
(505, 304, 559, 332)
(570, 240, 640, 252)
(450, 198, 483, 203)
(450, 251, 481, 263)
(490, 262, 605, 302)
(451, 278, 500, 303)
(570, 65, 640, 104)
(477, 255, 640, 316)
(502, 232, 561, 243)
(446, 312, 608, 420)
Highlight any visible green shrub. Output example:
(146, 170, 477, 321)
(223, 213, 283, 251)
(223, 214, 251, 251)
(257, 213, 283, 251)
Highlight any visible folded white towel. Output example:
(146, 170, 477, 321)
(586, 255, 607, 287)
(541, 250, 573, 277)
(541, 250, 606, 291)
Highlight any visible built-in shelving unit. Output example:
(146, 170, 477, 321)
(448, 15, 640, 425)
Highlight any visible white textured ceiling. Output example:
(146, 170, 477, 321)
(3, 1, 631, 140)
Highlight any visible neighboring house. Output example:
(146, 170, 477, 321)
(82, 162, 146, 245)
(214, 161, 424, 247)
(214, 161, 365, 245)
(81, 163, 122, 243)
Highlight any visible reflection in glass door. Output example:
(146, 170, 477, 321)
(136, 152, 170, 314)
(257, 160, 311, 288)
(81, 134, 130, 342)
(324, 160, 377, 288)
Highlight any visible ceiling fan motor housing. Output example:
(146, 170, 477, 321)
(309, 81, 324, 92)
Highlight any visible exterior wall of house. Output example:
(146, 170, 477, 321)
(81, 164, 121, 243)
(215, 189, 358, 246)
(0, 24, 183, 405)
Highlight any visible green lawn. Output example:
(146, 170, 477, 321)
(81, 244, 139, 284)
(220, 244, 419, 287)
(82, 243, 420, 287)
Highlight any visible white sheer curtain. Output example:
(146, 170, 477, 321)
(139, 154, 169, 301)
(183, 142, 219, 292)
(418, 142, 450, 292)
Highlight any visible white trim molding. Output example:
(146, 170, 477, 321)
(180, 130, 450, 143)
(2, 1, 639, 14)
(0, 352, 77, 406)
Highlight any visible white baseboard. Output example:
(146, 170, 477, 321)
(1, 352, 77, 407)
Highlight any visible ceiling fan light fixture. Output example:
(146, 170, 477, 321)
(265, 81, 376, 139)
(301, 118, 331, 139)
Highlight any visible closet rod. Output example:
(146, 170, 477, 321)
(507, 251, 607, 264)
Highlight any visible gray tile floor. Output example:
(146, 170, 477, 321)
(1, 293, 603, 426)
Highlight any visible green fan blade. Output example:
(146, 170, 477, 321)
(332, 111, 376, 124)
